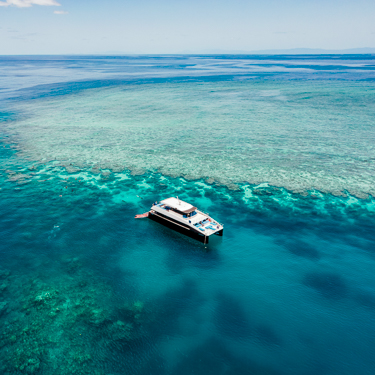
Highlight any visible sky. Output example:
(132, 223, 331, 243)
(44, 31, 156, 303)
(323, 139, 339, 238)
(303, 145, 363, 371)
(0, 0, 374, 54)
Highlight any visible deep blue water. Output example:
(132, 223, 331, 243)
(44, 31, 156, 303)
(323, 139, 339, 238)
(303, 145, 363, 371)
(1, 55, 375, 375)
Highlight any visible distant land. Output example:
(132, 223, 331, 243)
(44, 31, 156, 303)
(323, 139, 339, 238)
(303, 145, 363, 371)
(179, 47, 375, 55)
(98, 48, 375, 55)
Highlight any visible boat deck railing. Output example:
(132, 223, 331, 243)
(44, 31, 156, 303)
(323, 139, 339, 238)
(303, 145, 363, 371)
(196, 210, 224, 227)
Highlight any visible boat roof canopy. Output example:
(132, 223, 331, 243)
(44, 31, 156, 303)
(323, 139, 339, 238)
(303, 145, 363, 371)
(161, 197, 197, 214)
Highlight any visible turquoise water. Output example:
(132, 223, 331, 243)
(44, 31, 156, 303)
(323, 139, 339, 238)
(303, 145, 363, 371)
(1, 55, 375, 374)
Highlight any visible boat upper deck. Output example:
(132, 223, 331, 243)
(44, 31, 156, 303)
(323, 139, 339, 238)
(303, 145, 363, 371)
(159, 197, 197, 214)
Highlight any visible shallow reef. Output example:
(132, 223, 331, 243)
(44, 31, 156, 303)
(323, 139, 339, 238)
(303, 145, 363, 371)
(0, 260, 148, 375)
(4, 78, 375, 199)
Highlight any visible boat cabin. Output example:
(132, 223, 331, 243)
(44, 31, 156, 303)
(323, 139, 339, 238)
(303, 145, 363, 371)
(154, 197, 198, 218)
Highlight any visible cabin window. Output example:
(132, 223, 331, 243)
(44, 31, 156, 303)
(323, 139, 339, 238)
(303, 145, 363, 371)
(191, 211, 197, 216)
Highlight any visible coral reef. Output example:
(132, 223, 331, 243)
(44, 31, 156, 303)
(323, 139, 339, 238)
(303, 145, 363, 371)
(0, 262, 148, 375)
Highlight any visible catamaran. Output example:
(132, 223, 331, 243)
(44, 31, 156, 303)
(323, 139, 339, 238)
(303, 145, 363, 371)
(135, 197, 223, 244)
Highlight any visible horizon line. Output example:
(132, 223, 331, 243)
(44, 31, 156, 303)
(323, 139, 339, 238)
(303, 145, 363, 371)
(1, 47, 375, 57)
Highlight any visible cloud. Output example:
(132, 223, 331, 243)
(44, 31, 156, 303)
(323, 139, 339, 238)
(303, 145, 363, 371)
(54, 10, 67, 14)
(0, 0, 60, 7)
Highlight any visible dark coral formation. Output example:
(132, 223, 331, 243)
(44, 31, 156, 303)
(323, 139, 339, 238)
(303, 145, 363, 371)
(303, 272, 348, 299)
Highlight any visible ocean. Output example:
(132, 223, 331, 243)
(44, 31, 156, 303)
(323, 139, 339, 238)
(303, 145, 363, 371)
(1, 54, 375, 375)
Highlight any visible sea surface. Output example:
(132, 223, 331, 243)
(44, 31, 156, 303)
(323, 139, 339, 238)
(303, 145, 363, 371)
(1, 55, 375, 375)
